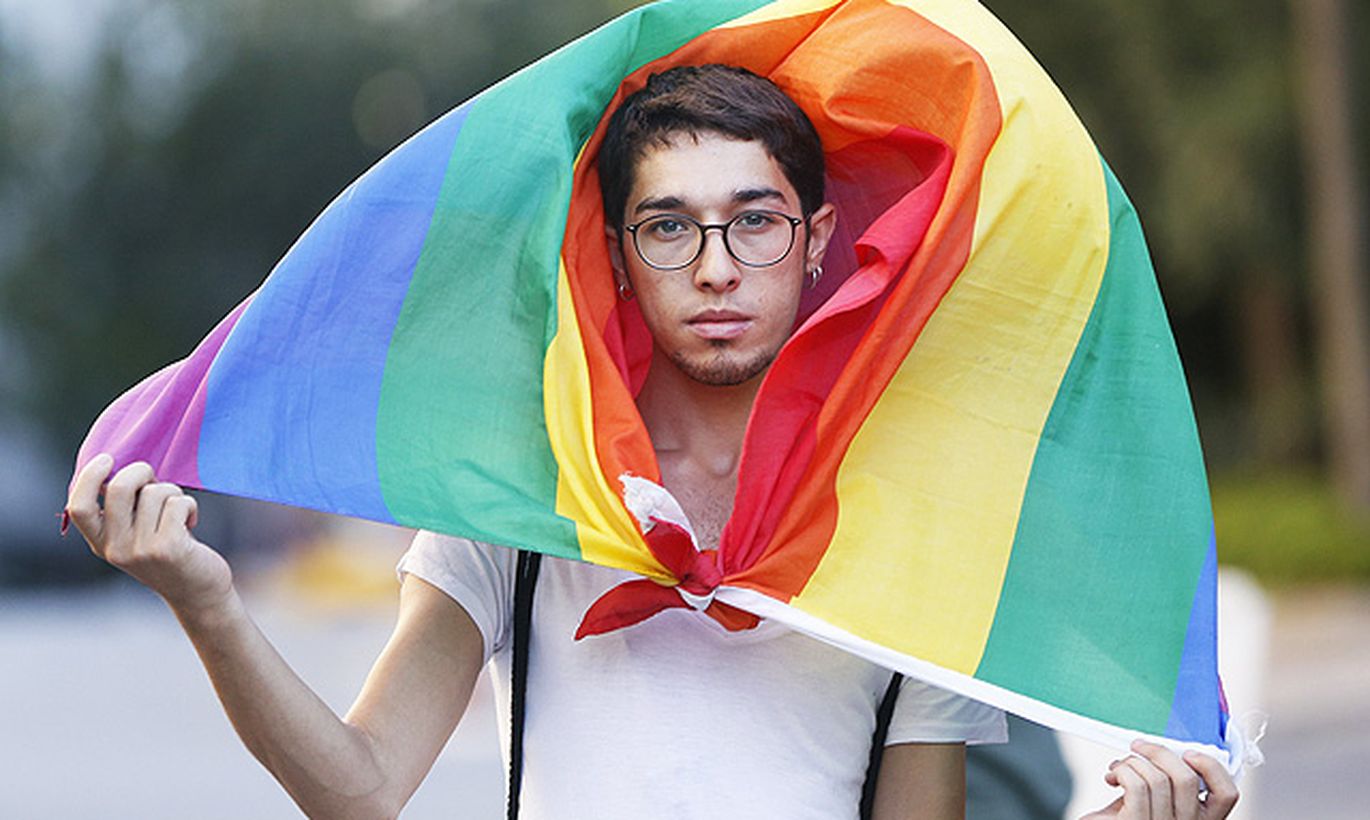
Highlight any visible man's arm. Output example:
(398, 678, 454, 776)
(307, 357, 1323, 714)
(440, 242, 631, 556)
(67, 456, 485, 819)
(342, 573, 486, 813)
(872, 742, 967, 820)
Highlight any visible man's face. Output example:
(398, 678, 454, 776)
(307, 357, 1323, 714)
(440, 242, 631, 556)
(607, 132, 835, 387)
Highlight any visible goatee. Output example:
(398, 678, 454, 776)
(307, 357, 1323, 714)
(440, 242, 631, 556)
(670, 345, 777, 386)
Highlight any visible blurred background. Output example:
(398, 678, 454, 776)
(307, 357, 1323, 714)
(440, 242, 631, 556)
(1, 0, 1366, 817)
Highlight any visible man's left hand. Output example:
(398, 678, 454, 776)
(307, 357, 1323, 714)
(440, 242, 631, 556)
(1079, 739, 1239, 820)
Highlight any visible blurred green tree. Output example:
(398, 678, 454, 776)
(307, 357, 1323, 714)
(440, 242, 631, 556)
(1289, 0, 1370, 516)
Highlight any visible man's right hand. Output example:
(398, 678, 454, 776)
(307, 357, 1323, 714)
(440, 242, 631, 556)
(66, 454, 234, 618)
(65, 454, 487, 818)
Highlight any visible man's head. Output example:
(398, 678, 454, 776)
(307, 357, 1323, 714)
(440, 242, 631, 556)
(598, 65, 836, 388)
(599, 65, 826, 232)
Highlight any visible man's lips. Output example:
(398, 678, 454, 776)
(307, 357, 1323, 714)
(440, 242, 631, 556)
(687, 309, 754, 340)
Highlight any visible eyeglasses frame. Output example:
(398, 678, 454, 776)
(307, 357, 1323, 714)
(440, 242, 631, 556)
(621, 209, 807, 271)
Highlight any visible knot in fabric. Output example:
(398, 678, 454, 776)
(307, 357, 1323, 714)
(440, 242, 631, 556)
(574, 513, 759, 637)
(675, 548, 722, 609)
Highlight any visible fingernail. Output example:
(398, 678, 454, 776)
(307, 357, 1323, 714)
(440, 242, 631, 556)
(94, 453, 114, 466)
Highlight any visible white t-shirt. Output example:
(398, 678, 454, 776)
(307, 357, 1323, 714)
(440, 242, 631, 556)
(398, 531, 1006, 820)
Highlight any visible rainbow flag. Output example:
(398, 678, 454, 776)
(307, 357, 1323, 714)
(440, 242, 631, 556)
(76, 0, 1244, 769)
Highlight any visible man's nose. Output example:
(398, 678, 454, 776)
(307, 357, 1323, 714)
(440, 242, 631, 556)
(692, 228, 740, 292)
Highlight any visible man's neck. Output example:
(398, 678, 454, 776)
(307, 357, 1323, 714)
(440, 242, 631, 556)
(636, 349, 763, 480)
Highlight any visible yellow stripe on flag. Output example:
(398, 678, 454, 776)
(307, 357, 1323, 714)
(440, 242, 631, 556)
(543, 261, 660, 577)
(792, 0, 1109, 674)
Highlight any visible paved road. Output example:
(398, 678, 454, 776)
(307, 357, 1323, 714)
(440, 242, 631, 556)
(2, 569, 1364, 818)
(1255, 584, 1370, 820)
(0, 582, 505, 819)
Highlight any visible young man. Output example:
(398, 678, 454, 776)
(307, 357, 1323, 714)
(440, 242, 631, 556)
(67, 66, 1239, 819)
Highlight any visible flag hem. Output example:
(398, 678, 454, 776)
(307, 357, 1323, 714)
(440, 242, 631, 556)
(716, 585, 1240, 775)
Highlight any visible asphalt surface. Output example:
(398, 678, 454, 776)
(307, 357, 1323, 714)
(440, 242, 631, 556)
(0, 581, 505, 819)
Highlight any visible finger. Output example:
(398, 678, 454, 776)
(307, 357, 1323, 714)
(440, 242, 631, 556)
(1103, 758, 1125, 788)
(67, 454, 115, 546)
(134, 483, 181, 544)
(1182, 752, 1239, 818)
(159, 494, 198, 535)
(102, 462, 156, 546)
(1123, 753, 1175, 819)
(1131, 741, 1201, 820)
(1111, 759, 1154, 819)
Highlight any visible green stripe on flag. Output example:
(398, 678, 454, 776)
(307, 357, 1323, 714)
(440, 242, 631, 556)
(974, 161, 1212, 734)
(375, 0, 770, 554)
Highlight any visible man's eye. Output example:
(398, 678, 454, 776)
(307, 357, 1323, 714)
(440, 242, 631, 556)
(648, 218, 690, 238)
(735, 211, 778, 230)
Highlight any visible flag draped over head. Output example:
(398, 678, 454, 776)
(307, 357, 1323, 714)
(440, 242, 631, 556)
(76, 0, 1248, 772)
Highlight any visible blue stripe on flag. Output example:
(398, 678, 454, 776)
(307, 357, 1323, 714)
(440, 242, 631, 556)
(1164, 531, 1224, 746)
(198, 102, 473, 519)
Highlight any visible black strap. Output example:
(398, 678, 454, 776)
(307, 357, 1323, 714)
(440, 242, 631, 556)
(507, 550, 542, 820)
(507, 551, 898, 820)
(859, 672, 904, 820)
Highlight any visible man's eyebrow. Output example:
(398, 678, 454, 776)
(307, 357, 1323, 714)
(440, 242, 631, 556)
(633, 195, 686, 214)
(633, 187, 790, 215)
(733, 186, 788, 204)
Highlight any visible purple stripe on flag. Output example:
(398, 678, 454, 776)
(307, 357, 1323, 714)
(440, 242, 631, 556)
(74, 297, 254, 488)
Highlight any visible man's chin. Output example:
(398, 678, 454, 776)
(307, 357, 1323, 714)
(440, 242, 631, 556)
(671, 349, 776, 387)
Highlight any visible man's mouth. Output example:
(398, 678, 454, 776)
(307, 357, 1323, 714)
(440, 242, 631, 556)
(687, 309, 754, 340)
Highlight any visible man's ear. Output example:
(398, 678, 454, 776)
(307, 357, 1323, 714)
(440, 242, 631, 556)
(804, 202, 838, 272)
(605, 223, 630, 288)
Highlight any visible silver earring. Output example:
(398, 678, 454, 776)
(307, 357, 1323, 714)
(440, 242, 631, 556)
(807, 265, 824, 289)
(617, 282, 635, 301)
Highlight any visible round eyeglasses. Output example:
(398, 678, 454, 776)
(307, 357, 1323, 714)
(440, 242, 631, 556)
(623, 209, 804, 270)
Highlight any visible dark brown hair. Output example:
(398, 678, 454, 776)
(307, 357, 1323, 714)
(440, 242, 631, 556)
(598, 64, 825, 230)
